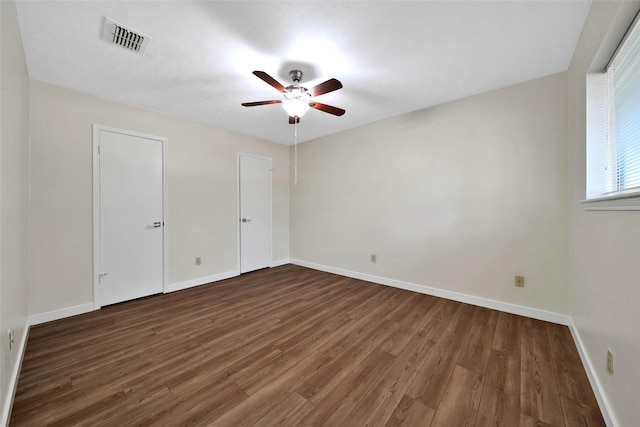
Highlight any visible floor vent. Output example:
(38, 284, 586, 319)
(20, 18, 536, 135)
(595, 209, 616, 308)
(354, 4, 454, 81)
(101, 17, 151, 55)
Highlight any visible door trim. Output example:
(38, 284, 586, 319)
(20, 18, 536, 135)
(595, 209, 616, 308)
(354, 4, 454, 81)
(237, 152, 273, 274)
(92, 124, 168, 309)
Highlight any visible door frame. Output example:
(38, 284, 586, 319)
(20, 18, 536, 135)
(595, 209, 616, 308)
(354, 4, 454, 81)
(237, 152, 273, 274)
(92, 124, 168, 309)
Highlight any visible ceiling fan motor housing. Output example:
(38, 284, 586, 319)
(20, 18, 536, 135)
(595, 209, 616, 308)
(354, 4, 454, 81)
(285, 70, 310, 105)
(284, 86, 310, 101)
(289, 69, 304, 83)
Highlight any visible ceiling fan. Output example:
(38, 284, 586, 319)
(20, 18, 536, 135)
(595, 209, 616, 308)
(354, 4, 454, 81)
(241, 70, 345, 124)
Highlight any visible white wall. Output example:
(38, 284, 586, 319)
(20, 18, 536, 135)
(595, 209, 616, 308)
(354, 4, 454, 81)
(0, 0, 30, 423)
(28, 81, 289, 317)
(291, 72, 569, 315)
(568, 2, 640, 426)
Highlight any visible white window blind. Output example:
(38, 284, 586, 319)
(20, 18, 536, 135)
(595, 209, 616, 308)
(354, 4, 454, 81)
(586, 12, 640, 201)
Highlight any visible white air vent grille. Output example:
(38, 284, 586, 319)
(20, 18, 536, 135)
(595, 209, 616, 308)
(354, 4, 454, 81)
(101, 17, 151, 55)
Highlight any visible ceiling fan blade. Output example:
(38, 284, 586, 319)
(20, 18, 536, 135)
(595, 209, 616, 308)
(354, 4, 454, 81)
(308, 78, 343, 97)
(241, 100, 282, 107)
(289, 116, 300, 125)
(253, 71, 286, 93)
(310, 102, 346, 116)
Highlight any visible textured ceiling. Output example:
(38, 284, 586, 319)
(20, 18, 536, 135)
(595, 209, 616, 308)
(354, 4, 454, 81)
(15, 1, 591, 144)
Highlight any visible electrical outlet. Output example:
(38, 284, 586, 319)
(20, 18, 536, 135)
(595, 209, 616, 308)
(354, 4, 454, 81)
(607, 348, 614, 374)
(515, 276, 525, 287)
(8, 329, 14, 351)
(371, 254, 377, 263)
(195, 257, 201, 265)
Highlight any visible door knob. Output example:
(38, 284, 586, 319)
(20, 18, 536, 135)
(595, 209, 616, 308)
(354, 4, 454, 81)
(148, 222, 162, 228)
(241, 218, 252, 223)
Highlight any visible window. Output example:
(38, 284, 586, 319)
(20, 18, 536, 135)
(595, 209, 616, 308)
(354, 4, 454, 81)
(586, 12, 640, 208)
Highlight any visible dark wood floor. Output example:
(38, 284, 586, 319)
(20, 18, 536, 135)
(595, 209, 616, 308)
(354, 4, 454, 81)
(11, 264, 604, 426)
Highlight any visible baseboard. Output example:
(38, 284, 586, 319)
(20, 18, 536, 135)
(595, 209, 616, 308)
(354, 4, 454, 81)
(166, 270, 239, 293)
(29, 303, 96, 326)
(271, 258, 291, 268)
(290, 259, 571, 326)
(569, 320, 617, 427)
(1, 320, 29, 427)
(29, 271, 242, 323)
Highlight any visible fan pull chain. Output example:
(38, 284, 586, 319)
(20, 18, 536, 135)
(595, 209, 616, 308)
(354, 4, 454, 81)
(294, 120, 298, 186)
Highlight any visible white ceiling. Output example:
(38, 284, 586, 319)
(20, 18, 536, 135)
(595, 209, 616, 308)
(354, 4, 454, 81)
(15, 1, 591, 144)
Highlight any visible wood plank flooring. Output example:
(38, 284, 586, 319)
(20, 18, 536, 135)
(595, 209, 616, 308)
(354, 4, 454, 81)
(10, 264, 604, 426)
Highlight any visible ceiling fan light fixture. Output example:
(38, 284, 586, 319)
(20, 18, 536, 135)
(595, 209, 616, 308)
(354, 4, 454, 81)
(282, 87, 311, 117)
(282, 98, 310, 117)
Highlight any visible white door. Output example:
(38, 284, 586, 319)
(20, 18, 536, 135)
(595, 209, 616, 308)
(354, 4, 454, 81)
(239, 154, 272, 273)
(94, 126, 165, 307)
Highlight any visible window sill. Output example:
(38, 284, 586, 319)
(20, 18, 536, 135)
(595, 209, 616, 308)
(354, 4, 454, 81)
(581, 191, 640, 211)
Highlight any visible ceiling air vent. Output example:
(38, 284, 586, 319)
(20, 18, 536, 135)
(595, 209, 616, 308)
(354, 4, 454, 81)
(101, 17, 151, 55)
